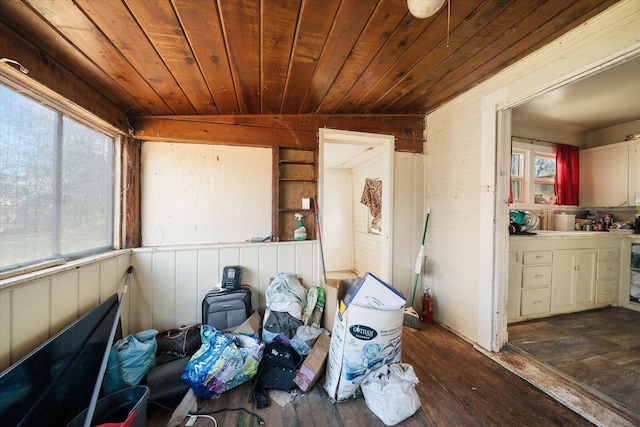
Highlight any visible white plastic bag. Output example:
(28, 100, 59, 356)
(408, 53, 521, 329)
(360, 363, 421, 426)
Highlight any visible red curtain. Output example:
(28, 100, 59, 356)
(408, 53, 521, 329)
(555, 144, 579, 205)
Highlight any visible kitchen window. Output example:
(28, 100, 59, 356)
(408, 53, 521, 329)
(0, 82, 115, 273)
(511, 139, 556, 205)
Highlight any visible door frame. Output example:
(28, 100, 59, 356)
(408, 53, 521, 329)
(318, 128, 394, 283)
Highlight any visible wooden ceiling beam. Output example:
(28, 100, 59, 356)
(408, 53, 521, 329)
(131, 114, 425, 152)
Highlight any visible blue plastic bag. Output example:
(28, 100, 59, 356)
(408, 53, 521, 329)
(103, 329, 158, 395)
(181, 325, 264, 398)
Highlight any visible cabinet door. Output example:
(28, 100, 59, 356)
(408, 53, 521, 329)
(521, 288, 551, 317)
(579, 144, 629, 207)
(574, 250, 596, 310)
(596, 279, 618, 305)
(507, 252, 522, 322)
(631, 140, 640, 204)
(552, 250, 577, 313)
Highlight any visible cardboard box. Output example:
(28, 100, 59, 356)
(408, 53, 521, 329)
(321, 278, 354, 332)
(339, 272, 405, 313)
(224, 310, 261, 336)
(324, 303, 404, 402)
(293, 333, 331, 392)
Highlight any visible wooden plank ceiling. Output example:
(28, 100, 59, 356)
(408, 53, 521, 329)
(0, 0, 619, 148)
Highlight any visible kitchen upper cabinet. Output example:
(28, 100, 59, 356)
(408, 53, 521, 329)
(579, 142, 629, 207)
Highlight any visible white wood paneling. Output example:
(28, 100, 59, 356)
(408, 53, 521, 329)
(11, 280, 50, 361)
(50, 270, 79, 335)
(152, 251, 178, 331)
(131, 240, 318, 330)
(0, 292, 10, 369)
(425, 0, 640, 350)
(352, 157, 383, 276)
(0, 250, 131, 370)
(392, 152, 426, 305)
(78, 262, 101, 315)
(175, 250, 199, 327)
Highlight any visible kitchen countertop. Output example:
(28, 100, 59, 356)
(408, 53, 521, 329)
(509, 230, 640, 240)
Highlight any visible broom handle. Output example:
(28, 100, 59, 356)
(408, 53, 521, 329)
(411, 212, 430, 306)
(313, 196, 327, 285)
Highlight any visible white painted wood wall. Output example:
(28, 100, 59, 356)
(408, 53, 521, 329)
(425, 0, 640, 350)
(0, 241, 319, 370)
(0, 251, 132, 370)
(0, 148, 425, 371)
(351, 156, 383, 277)
(129, 241, 320, 333)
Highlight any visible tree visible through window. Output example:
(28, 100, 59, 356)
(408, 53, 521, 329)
(534, 154, 556, 204)
(0, 83, 114, 272)
(510, 139, 556, 205)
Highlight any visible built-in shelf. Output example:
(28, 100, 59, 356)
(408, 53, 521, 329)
(273, 147, 317, 241)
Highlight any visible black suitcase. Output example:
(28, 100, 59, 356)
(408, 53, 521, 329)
(202, 287, 252, 330)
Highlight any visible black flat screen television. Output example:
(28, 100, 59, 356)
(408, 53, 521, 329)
(0, 293, 122, 427)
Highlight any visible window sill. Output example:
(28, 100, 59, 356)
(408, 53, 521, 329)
(0, 249, 131, 291)
(510, 202, 580, 212)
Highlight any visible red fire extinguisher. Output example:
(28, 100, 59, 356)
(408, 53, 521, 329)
(422, 289, 433, 324)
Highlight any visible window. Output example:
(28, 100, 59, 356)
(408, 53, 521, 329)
(511, 139, 556, 205)
(0, 83, 114, 272)
(533, 154, 556, 203)
(511, 151, 524, 203)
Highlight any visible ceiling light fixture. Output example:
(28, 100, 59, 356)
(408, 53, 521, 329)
(407, 0, 446, 19)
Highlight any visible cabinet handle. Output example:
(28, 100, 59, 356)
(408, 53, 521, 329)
(533, 300, 542, 304)
(604, 291, 611, 294)
(516, 253, 520, 262)
(535, 275, 543, 279)
(536, 255, 543, 259)
(605, 268, 613, 272)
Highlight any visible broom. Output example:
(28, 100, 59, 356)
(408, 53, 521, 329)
(404, 210, 430, 330)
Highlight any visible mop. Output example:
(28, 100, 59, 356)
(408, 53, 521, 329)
(404, 210, 430, 330)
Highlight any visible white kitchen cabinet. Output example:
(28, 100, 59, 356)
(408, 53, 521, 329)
(595, 247, 620, 305)
(508, 236, 622, 323)
(631, 140, 640, 205)
(552, 249, 596, 314)
(508, 248, 552, 322)
(507, 251, 522, 322)
(579, 142, 629, 207)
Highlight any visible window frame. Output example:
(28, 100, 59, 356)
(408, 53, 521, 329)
(0, 74, 122, 276)
(510, 138, 559, 209)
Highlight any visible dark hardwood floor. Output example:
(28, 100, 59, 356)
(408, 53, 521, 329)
(147, 322, 593, 427)
(508, 307, 640, 417)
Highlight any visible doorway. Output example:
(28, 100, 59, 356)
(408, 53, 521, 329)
(318, 129, 394, 283)
(492, 53, 640, 420)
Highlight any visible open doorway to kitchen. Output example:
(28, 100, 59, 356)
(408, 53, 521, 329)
(494, 53, 640, 421)
(318, 129, 394, 284)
